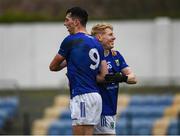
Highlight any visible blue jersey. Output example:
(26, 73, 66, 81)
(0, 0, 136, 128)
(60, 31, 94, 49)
(58, 32, 104, 98)
(99, 50, 128, 116)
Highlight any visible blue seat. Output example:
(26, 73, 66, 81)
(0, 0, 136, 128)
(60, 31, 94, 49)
(167, 119, 179, 135)
(48, 120, 72, 135)
(129, 95, 173, 106)
(117, 94, 174, 135)
(0, 96, 19, 129)
(59, 108, 71, 120)
(116, 118, 154, 135)
(119, 106, 165, 119)
(131, 119, 154, 135)
(0, 96, 19, 108)
(0, 96, 19, 118)
(0, 110, 8, 128)
(116, 118, 129, 135)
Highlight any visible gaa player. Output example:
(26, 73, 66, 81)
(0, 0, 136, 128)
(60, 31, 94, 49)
(49, 7, 108, 135)
(91, 23, 137, 135)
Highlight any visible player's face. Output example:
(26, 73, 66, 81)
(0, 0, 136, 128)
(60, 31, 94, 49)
(64, 13, 76, 34)
(100, 28, 116, 50)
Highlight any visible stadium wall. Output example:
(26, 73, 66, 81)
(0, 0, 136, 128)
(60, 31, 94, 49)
(0, 18, 180, 88)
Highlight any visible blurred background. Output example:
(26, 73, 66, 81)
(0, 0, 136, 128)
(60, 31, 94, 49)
(0, 0, 180, 135)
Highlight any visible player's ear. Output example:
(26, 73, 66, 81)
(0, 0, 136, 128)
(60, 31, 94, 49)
(97, 34, 103, 42)
(74, 18, 79, 26)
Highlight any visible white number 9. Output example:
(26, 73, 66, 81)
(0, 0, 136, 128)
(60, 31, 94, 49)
(89, 48, 100, 70)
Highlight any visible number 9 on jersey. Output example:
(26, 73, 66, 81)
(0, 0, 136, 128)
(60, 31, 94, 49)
(89, 48, 100, 70)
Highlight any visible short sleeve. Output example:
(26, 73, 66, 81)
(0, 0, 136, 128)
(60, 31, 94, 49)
(58, 36, 71, 58)
(116, 51, 129, 70)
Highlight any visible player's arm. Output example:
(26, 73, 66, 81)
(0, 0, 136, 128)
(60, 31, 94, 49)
(121, 67, 137, 84)
(49, 54, 67, 71)
(96, 60, 108, 82)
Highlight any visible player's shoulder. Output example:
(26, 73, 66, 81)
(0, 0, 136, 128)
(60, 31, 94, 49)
(63, 34, 82, 44)
(63, 34, 73, 42)
(69, 33, 95, 42)
(85, 33, 94, 39)
(65, 34, 79, 40)
(88, 35, 102, 47)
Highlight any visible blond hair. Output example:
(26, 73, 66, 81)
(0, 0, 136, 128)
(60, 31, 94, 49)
(91, 23, 113, 36)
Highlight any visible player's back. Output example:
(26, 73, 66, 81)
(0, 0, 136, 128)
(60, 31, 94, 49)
(59, 32, 104, 98)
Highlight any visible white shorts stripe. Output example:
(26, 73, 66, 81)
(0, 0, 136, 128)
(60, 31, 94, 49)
(80, 102, 86, 117)
(94, 115, 116, 134)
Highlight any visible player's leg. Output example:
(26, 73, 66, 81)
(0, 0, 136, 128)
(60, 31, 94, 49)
(73, 125, 94, 135)
(70, 92, 102, 135)
(94, 115, 116, 135)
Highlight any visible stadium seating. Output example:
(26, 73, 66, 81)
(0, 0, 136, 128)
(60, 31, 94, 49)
(44, 95, 69, 119)
(58, 108, 71, 120)
(152, 94, 180, 135)
(48, 119, 72, 135)
(0, 110, 8, 129)
(116, 94, 175, 135)
(0, 96, 19, 132)
(32, 108, 72, 135)
(120, 106, 166, 119)
(167, 118, 179, 135)
(152, 118, 171, 135)
(46, 108, 72, 135)
(32, 94, 180, 135)
(32, 119, 54, 135)
(32, 95, 69, 135)
(129, 95, 173, 106)
(117, 94, 131, 114)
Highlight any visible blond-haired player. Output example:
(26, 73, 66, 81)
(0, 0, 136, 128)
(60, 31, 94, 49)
(91, 23, 137, 135)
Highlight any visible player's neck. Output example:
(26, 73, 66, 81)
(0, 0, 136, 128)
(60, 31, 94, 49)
(74, 26, 88, 34)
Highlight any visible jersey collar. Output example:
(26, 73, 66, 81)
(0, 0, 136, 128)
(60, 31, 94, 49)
(104, 50, 110, 57)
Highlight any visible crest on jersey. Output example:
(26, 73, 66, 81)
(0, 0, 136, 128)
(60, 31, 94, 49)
(115, 59, 120, 66)
(111, 50, 117, 56)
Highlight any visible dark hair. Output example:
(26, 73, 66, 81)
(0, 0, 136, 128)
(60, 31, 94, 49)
(66, 7, 88, 26)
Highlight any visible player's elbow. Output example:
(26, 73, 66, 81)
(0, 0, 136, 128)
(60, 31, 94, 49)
(49, 64, 57, 71)
(49, 65, 54, 71)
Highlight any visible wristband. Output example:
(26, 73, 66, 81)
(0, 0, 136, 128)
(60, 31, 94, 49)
(105, 73, 128, 83)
